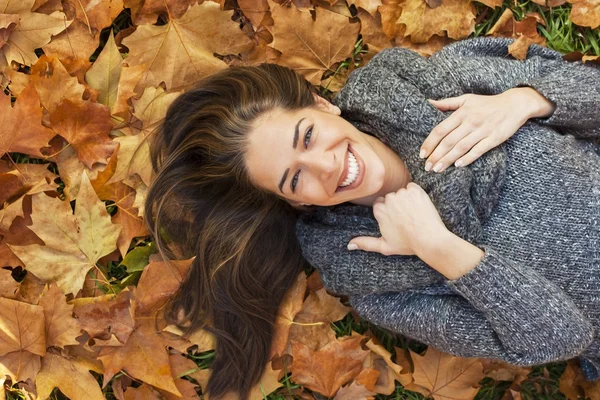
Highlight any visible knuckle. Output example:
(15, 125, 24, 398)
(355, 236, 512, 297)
(454, 141, 473, 153)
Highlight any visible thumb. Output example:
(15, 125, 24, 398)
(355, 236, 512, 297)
(427, 95, 466, 111)
(348, 237, 386, 254)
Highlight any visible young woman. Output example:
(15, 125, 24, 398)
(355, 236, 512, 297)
(144, 36, 600, 400)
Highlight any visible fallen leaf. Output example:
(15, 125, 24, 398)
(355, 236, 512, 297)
(7, 171, 121, 295)
(38, 281, 82, 349)
(268, 0, 361, 85)
(290, 334, 370, 397)
(0, 297, 46, 357)
(410, 346, 486, 400)
(35, 350, 105, 400)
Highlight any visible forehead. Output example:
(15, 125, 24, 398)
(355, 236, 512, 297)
(245, 107, 307, 194)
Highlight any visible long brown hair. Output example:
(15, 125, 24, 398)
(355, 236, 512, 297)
(144, 63, 319, 399)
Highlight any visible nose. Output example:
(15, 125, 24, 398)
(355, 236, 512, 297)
(303, 149, 338, 183)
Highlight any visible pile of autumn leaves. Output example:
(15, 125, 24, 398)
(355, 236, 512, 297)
(1, 0, 600, 399)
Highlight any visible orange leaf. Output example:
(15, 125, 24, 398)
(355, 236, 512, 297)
(0, 83, 56, 158)
(290, 335, 370, 397)
(38, 281, 82, 349)
(49, 99, 116, 169)
(410, 346, 486, 400)
(35, 350, 105, 400)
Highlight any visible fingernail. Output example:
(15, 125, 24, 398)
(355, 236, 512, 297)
(419, 149, 426, 159)
(433, 163, 443, 172)
(455, 160, 464, 167)
(425, 162, 433, 172)
(348, 243, 358, 251)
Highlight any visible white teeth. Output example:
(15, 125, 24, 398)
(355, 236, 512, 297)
(340, 150, 359, 187)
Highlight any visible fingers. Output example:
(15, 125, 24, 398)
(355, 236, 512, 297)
(453, 138, 497, 168)
(427, 95, 466, 111)
(426, 127, 487, 173)
(348, 236, 387, 254)
(420, 112, 462, 159)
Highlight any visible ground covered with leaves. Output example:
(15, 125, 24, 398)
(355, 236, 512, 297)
(0, 0, 599, 399)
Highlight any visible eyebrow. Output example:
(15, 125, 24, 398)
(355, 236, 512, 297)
(278, 117, 305, 194)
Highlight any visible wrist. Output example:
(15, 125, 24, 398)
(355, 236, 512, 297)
(510, 87, 556, 120)
(416, 231, 485, 280)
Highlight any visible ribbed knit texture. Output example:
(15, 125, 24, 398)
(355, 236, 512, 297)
(295, 37, 600, 380)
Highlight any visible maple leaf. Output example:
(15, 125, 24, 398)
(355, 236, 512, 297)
(63, 0, 124, 33)
(0, 296, 46, 357)
(0, 83, 56, 158)
(106, 86, 180, 187)
(409, 346, 486, 400)
(0, 0, 70, 67)
(0, 350, 41, 383)
(85, 30, 123, 111)
(125, 0, 200, 25)
(90, 145, 149, 257)
(7, 171, 121, 295)
(0, 160, 58, 232)
(96, 258, 193, 395)
(567, 0, 600, 29)
(269, 271, 307, 360)
(71, 289, 136, 345)
(35, 350, 105, 400)
(50, 99, 116, 169)
(0, 267, 19, 299)
(267, 0, 361, 85)
(30, 55, 87, 114)
(38, 281, 82, 349)
(121, 1, 254, 92)
(395, 0, 476, 43)
(42, 19, 100, 80)
(290, 335, 370, 397)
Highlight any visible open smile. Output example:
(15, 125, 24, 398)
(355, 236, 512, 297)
(335, 144, 365, 193)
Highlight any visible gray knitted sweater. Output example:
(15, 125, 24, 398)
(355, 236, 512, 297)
(295, 37, 600, 381)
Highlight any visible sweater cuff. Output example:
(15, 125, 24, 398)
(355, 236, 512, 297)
(515, 77, 599, 129)
(515, 80, 561, 126)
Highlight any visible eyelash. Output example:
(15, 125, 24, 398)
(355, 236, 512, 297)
(291, 125, 313, 192)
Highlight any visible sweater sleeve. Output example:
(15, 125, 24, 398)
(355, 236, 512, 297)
(347, 244, 595, 365)
(428, 36, 600, 138)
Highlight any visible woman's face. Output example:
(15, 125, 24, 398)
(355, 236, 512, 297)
(245, 94, 386, 207)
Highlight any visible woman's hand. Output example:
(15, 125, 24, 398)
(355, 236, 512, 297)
(347, 182, 450, 257)
(420, 88, 548, 173)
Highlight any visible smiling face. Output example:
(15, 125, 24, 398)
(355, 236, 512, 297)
(244, 95, 387, 207)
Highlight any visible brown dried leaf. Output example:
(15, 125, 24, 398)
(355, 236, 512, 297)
(0, 0, 70, 67)
(7, 172, 121, 295)
(410, 346, 486, 400)
(35, 350, 105, 400)
(268, 0, 360, 85)
(50, 99, 116, 169)
(122, 2, 253, 92)
(70, 289, 135, 345)
(290, 335, 370, 397)
(0, 297, 46, 357)
(38, 281, 82, 349)
(567, 0, 600, 29)
(0, 350, 41, 383)
(0, 83, 56, 158)
(30, 55, 87, 114)
(85, 30, 123, 111)
(269, 271, 307, 360)
(63, 0, 124, 32)
(395, 0, 476, 43)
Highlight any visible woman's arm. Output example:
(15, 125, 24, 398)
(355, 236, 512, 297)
(347, 244, 596, 365)
(428, 37, 600, 138)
